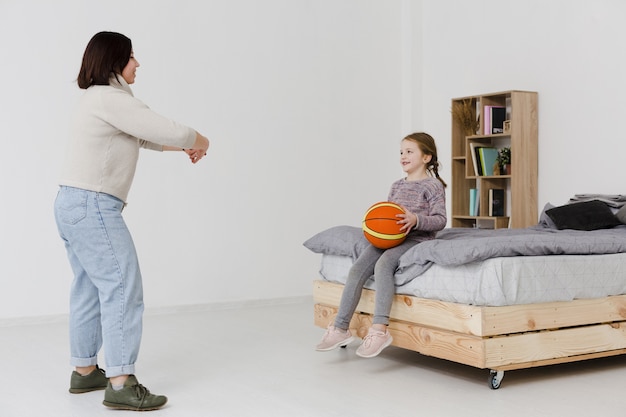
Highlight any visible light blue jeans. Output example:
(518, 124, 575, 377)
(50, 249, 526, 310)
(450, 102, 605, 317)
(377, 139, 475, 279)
(54, 186, 143, 378)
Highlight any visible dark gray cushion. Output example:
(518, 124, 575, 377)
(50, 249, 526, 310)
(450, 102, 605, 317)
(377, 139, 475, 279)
(545, 200, 621, 231)
(616, 205, 626, 224)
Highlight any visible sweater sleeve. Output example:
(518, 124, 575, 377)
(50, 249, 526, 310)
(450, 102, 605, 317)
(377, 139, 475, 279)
(415, 180, 447, 232)
(99, 88, 196, 149)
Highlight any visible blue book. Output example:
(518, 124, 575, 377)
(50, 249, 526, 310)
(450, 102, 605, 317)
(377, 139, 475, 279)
(469, 188, 477, 216)
(478, 147, 498, 176)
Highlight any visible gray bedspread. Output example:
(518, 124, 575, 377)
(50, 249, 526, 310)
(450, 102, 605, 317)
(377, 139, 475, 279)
(395, 225, 626, 285)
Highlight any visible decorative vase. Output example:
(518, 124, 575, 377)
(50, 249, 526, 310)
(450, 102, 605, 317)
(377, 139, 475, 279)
(504, 164, 511, 175)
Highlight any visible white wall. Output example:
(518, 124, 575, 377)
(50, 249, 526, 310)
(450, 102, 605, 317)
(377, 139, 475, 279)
(2, 0, 625, 321)
(0, 0, 406, 319)
(418, 0, 626, 210)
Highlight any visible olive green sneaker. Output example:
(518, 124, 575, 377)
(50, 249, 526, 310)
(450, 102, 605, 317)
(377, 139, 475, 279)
(102, 375, 168, 411)
(69, 365, 109, 393)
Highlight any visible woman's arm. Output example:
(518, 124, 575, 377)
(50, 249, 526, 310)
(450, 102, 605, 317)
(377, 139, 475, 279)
(163, 132, 209, 151)
(164, 132, 210, 164)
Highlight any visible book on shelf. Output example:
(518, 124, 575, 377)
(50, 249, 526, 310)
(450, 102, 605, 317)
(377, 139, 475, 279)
(489, 188, 505, 217)
(475, 194, 480, 216)
(491, 106, 506, 134)
(483, 106, 492, 135)
(478, 147, 498, 176)
(469, 142, 482, 176)
(483, 106, 506, 134)
(469, 188, 478, 216)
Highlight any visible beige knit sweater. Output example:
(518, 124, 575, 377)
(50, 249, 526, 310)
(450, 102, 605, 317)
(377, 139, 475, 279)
(59, 75, 196, 202)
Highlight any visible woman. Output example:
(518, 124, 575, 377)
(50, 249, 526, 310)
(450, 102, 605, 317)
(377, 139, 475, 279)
(54, 31, 210, 411)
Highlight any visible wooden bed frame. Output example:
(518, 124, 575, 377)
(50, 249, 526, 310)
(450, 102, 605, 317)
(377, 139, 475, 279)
(313, 280, 626, 389)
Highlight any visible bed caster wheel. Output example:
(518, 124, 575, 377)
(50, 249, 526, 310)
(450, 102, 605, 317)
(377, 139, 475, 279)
(488, 370, 504, 390)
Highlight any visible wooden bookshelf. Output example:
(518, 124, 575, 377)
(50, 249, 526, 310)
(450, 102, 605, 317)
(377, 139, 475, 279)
(451, 91, 538, 229)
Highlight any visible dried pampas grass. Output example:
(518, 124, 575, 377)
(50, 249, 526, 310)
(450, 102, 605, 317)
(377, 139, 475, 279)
(451, 99, 479, 136)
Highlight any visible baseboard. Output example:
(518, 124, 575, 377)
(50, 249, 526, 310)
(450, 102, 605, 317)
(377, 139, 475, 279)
(144, 295, 313, 316)
(0, 295, 313, 327)
(0, 313, 69, 328)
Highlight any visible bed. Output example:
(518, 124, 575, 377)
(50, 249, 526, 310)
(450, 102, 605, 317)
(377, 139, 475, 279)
(304, 199, 626, 389)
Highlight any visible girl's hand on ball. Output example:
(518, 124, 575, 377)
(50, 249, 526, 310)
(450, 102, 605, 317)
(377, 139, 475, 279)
(397, 212, 417, 232)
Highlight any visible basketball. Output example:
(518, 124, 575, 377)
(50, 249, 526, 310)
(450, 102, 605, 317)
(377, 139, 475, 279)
(362, 201, 407, 249)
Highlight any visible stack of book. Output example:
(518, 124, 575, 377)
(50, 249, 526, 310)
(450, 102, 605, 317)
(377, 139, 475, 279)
(484, 106, 506, 135)
(469, 143, 498, 176)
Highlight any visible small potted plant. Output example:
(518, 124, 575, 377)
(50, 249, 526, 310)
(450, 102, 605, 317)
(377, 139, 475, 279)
(496, 147, 511, 175)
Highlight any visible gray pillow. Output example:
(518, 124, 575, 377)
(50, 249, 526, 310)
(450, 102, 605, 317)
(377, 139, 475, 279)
(617, 205, 626, 224)
(303, 225, 368, 259)
(538, 202, 557, 229)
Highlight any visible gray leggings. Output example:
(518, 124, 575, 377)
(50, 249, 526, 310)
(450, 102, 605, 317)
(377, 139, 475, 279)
(334, 239, 418, 329)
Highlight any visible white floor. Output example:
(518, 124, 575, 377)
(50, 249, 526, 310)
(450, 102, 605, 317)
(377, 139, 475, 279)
(2, 298, 626, 417)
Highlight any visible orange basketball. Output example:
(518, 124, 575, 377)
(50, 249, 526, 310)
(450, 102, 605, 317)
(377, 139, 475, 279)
(362, 201, 407, 249)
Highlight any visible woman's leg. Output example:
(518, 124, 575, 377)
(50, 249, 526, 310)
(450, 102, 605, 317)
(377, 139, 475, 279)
(55, 187, 103, 368)
(66, 245, 103, 366)
(333, 245, 383, 329)
(56, 187, 167, 410)
(90, 192, 144, 378)
(55, 187, 143, 378)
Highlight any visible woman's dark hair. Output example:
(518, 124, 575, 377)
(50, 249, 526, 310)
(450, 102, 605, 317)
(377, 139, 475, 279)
(77, 31, 132, 89)
(403, 132, 448, 188)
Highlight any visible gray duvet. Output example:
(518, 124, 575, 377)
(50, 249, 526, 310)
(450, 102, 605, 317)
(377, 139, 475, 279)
(395, 225, 626, 286)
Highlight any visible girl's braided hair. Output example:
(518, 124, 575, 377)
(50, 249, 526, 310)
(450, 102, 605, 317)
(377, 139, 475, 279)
(403, 132, 447, 188)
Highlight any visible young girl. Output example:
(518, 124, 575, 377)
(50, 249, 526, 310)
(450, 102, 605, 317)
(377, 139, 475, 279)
(316, 132, 447, 358)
